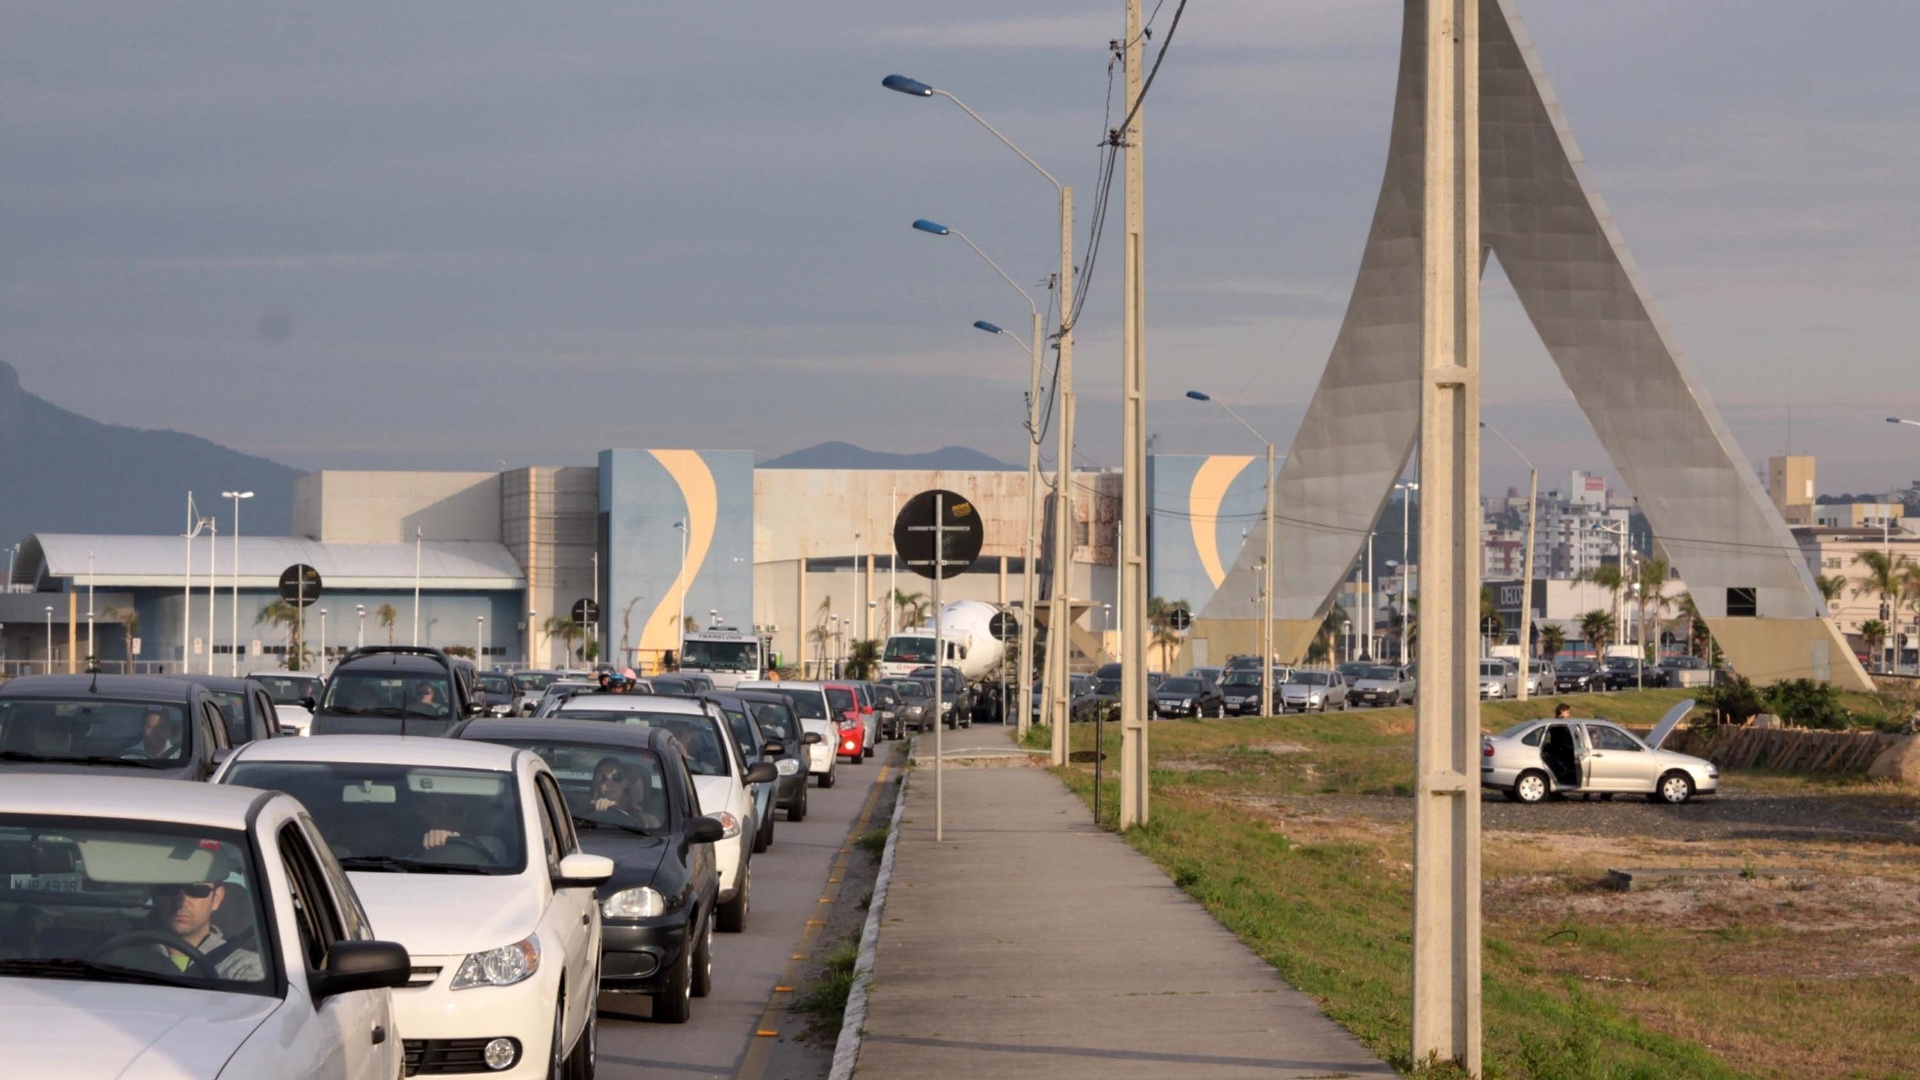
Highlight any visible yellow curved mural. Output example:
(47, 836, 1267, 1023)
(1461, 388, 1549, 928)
(1189, 455, 1254, 589)
(641, 450, 718, 654)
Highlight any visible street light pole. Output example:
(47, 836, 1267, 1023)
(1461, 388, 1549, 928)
(412, 527, 423, 647)
(356, 604, 366, 649)
(318, 609, 327, 673)
(1187, 391, 1277, 718)
(1115, 0, 1152, 829)
(1482, 422, 1536, 700)
(86, 550, 95, 671)
(205, 519, 218, 676)
(674, 521, 689, 653)
(222, 491, 253, 676)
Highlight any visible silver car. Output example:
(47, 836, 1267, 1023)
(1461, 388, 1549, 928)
(1279, 670, 1348, 712)
(1349, 665, 1415, 708)
(1478, 661, 1509, 700)
(1480, 700, 1717, 805)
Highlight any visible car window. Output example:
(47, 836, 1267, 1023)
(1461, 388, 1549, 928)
(477, 674, 512, 696)
(1294, 672, 1331, 686)
(826, 688, 856, 713)
(511, 672, 558, 693)
(204, 690, 251, 745)
(1520, 726, 1546, 746)
(491, 741, 672, 834)
(279, 822, 345, 969)
(320, 669, 454, 720)
(0, 698, 193, 766)
(529, 779, 564, 874)
(552, 708, 732, 777)
(297, 814, 373, 941)
(721, 706, 759, 757)
(751, 702, 799, 744)
(680, 756, 700, 817)
(250, 675, 318, 705)
(1587, 725, 1642, 751)
(773, 688, 828, 720)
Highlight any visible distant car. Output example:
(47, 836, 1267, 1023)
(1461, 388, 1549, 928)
(1183, 666, 1224, 687)
(1478, 661, 1509, 700)
(167, 673, 283, 745)
(473, 671, 518, 716)
(308, 646, 479, 736)
(0, 674, 232, 782)
(509, 669, 563, 715)
(735, 690, 818, 822)
(1031, 674, 1098, 720)
(246, 670, 323, 735)
(1481, 700, 1716, 804)
(884, 678, 933, 733)
(1525, 660, 1558, 696)
(824, 683, 875, 756)
(1222, 655, 1264, 673)
(1349, 665, 1415, 708)
(1336, 661, 1374, 683)
(1280, 670, 1348, 713)
(1602, 657, 1666, 691)
(0, 775, 414, 1079)
(704, 692, 781, 853)
(1553, 657, 1600, 692)
(1070, 677, 1122, 721)
(866, 681, 904, 739)
(736, 681, 840, 789)
(531, 679, 602, 717)
(1656, 654, 1713, 688)
(1153, 676, 1223, 719)
(1217, 668, 1290, 716)
(910, 665, 971, 723)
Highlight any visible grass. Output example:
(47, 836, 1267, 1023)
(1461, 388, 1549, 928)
(1038, 690, 1920, 1079)
(855, 825, 890, 861)
(791, 941, 860, 1032)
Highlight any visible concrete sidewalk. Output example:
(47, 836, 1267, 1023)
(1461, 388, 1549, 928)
(852, 724, 1396, 1079)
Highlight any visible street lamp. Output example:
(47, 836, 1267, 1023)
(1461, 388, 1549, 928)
(1888, 417, 1920, 429)
(221, 491, 253, 676)
(1481, 422, 1537, 700)
(885, 72, 1078, 768)
(1187, 389, 1277, 718)
(318, 609, 327, 673)
(477, 615, 485, 667)
(527, 610, 538, 669)
(356, 604, 366, 649)
(44, 606, 53, 674)
(673, 521, 689, 651)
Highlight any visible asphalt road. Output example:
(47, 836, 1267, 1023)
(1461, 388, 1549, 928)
(592, 742, 897, 1079)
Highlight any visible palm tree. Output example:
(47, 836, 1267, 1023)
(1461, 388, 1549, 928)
(1578, 563, 1626, 640)
(1310, 606, 1350, 665)
(1859, 619, 1889, 665)
(1144, 596, 1192, 671)
(1577, 609, 1615, 658)
(102, 606, 140, 672)
(543, 616, 584, 664)
(376, 604, 398, 646)
(892, 589, 929, 630)
(1851, 551, 1912, 670)
(1479, 584, 1503, 648)
(845, 639, 881, 680)
(1815, 574, 1847, 611)
(1540, 624, 1565, 664)
(1631, 558, 1673, 661)
(256, 600, 304, 670)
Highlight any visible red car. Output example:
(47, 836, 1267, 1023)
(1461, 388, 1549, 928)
(824, 683, 868, 762)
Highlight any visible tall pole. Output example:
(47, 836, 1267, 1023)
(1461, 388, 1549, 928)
(205, 521, 218, 676)
(183, 493, 196, 674)
(1411, 0, 1482, 1071)
(1048, 184, 1076, 769)
(1018, 307, 1043, 740)
(1116, 0, 1150, 828)
(412, 527, 423, 646)
(86, 551, 95, 670)
(853, 532, 864, 643)
(933, 494, 945, 843)
(888, 486, 898, 641)
(45, 606, 53, 674)
(223, 492, 252, 676)
(1262, 442, 1275, 717)
(1364, 533, 1375, 659)
(318, 609, 328, 674)
(1518, 468, 1537, 699)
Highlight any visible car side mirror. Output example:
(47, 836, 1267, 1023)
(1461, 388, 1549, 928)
(300, 696, 317, 711)
(553, 852, 614, 889)
(744, 761, 779, 785)
(686, 815, 727, 844)
(309, 940, 412, 1002)
(802, 732, 823, 745)
(762, 740, 786, 756)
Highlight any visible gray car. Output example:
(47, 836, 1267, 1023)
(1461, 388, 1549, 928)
(1348, 665, 1415, 708)
(1279, 670, 1347, 712)
(1480, 700, 1716, 805)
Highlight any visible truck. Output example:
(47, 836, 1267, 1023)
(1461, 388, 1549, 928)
(678, 628, 769, 689)
(879, 600, 1008, 683)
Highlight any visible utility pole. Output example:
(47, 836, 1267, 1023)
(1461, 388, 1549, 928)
(1262, 442, 1275, 716)
(1047, 195, 1077, 768)
(1115, 0, 1150, 828)
(1411, 0, 1482, 1072)
(1018, 308, 1044, 742)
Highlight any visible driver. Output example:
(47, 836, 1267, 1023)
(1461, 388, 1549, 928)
(407, 681, 449, 719)
(124, 708, 180, 761)
(590, 756, 666, 829)
(149, 868, 262, 981)
(419, 797, 505, 860)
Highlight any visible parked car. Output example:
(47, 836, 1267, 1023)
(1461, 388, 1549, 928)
(1183, 666, 1224, 687)
(509, 670, 563, 715)
(0, 674, 232, 781)
(1553, 657, 1601, 692)
(452, 719, 726, 1023)
(1336, 661, 1375, 684)
(549, 693, 777, 931)
(1152, 676, 1224, 719)
(703, 692, 782, 853)
(1070, 677, 1122, 721)
(1602, 657, 1666, 691)
(1031, 674, 1098, 720)
(1525, 659, 1558, 696)
(734, 690, 818, 821)
(1656, 654, 1713, 688)
(849, 682, 886, 747)
(1478, 661, 1509, 700)
(648, 674, 705, 698)
(1481, 700, 1715, 804)
(736, 681, 839, 789)
(165, 673, 282, 745)
(215, 735, 614, 1078)
(1218, 669, 1277, 716)
(246, 670, 323, 735)
(910, 665, 972, 724)
(884, 678, 933, 733)
(0, 775, 414, 1079)
(1349, 665, 1416, 708)
(308, 646, 479, 736)
(1222, 655, 1265, 673)
(1280, 670, 1348, 712)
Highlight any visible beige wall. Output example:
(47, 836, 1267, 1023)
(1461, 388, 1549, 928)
(295, 471, 502, 543)
(501, 467, 599, 668)
(1799, 530, 1920, 637)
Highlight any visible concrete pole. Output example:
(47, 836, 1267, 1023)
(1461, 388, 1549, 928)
(1048, 184, 1076, 769)
(1018, 304, 1044, 740)
(1262, 442, 1275, 717)
(1411, 0, 1482, 1071)
(1116, 0, 1150, 829)
(1516, 466, 1537, 700)
(797, 559, 808, 677)
(204, 523, 217, 676)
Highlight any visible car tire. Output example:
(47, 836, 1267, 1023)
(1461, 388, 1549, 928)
(752, 809, 772, 854)
(548, 997, 572, 1075)
(690, 911, 713, 999)
(654, 936, 694, 1023)
(1654, 771, 1694, 805)
(1514, 770, 1550, 804)
(1336, 698, 1347, 712)
(567, 977, 597, 1079)
(788, 787, 808, 822)
(717, 860, 750, 933)
(818, 767, 835, 789)
(1389, 694, 1401, 708)
(864, 741, 874, 758)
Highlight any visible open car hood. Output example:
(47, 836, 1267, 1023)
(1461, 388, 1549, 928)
(1646, 699, 1696, 751)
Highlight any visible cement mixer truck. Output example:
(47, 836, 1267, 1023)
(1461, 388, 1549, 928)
(879, 600, 1009, 682)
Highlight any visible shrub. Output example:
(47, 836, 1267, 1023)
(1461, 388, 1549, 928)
(1760, 678, 1849, 730)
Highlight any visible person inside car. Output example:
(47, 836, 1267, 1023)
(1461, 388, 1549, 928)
(124, 708, 181, 761)
(418, 797, 505, 861)
(406, 681, 449, 719)
(148, 865, 263, 981)
(589, 756, 667, 829)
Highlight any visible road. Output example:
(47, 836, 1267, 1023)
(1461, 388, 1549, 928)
(593, 742, 898, 1079)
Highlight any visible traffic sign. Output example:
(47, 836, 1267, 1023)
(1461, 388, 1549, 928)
(1168, 608, 1193, 632)
(989, 611, 1019, 642)
(278, 564, 322, 607)
(892, 489, 984, 581)
(571, 598, 601, 626)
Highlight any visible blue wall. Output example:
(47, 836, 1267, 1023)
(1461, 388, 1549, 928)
(1148, 454, 1270, 614)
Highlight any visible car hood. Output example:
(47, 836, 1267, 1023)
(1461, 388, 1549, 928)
(579, 831, 670, 893)
(1646, 699, 1696, 751)
(1280, 685, 1322, 696)
(1352, 679, 1398, 691)
(692, 775, 743, 818)
(347, 871, 542, 956)
(0, 760, 201, 782)
(0, 977, 277, 1079)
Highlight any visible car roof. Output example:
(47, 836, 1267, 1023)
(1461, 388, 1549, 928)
(162, 673, 259, 692)
(1, 773, 273, 830)
(457, 717, 678, 753)
(558, 693, 709, 717)
(730, 690, 795, 707)
(226, 734, 524, 770)
(245, 670, 319, 679)
(0, 674, 199, 703)
(333, 652, 447, 673)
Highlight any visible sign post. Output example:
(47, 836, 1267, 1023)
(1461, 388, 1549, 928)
(894, 489, 983, 843)
(279, 564, 323, 670)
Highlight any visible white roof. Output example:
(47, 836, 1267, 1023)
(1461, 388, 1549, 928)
(0, 774, 272, 830)
(15, 533, 525, 591)
(223, 734, 524, 770)
(557, 693, 707, 716)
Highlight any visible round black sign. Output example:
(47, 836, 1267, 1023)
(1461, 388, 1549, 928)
(892, 489, 984, 582)
(278, 564, 323, 607)
(989, 611, 1019, 642)
(571, 598, 601, 626)
(1168, 608, 1193, 632)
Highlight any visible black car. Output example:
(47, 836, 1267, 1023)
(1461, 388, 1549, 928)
(703, 691, 781, 854)
(1602, 657, 1666, 691)
(0, 674, 232, 781)
(1153, 676, 1224, 719)
(164, 673, 282, 745)
(309, 646, 480, 736)
(1217, 668, 1289, 716)
(866, 681, 904, 738)
(1552, 658, 1601, 692)
(909, 665, 971, 724)
(734, 690, 818, 822)
(648, 674, 704, 698)
(453, 718, 725, 1024)
(472, 671, 518, 716)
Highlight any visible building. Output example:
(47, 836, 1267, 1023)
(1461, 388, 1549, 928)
(1768, 455, 1817, 526)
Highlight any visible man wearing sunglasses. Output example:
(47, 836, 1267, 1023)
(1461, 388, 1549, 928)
(149, 872, 263, 981)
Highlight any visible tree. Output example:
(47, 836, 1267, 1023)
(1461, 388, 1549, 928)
(376, 604, 398, 646)
(1815, 574, 1847, 609)
(102, 606, 140, 672)
(256, 600, 306, 671)
(892, 589, 929, 630)
(1578, 609, 1615, 657)
(1479, 584, 1503, 647)
(543, 616, 584, 664)
(1631, 558, 1673, 661)
(444, 644, 476, 659)
(845, 639, 881, 680)
(1859, 619, 1889, 665)
(1144, 596, 1192, 672)
(1578, 563, 1626, 636)
(1310, 606, 1350, 665)
(1851, 551, 1912, 670)
(1540, 624, 1565, 663)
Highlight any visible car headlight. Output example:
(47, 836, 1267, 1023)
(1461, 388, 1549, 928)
(775, 758, 800, 776)
(451, 935, 540, 989)
(713, 811, 741, 839)
(1179, 699, 1192, 707)
(602, 886, 668, 920)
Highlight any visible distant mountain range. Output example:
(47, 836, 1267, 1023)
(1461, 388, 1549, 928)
(759, 441, 1016, 471)
(0, 360, 298, 546)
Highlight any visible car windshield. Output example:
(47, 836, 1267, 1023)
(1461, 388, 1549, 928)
(248, 675, 318, 705)
(1224, 657, 1261, 670)
(1363, 667, 1401, 681)
(1221, 671, 1263, 687)
(554, 709, 732, 777)
(320, 669, 454, 720)
(892, 682, 928, 700)
(1557, 660, 1593, 671)
(1606, 658, 1637, 669)
(477, 674, 511, 696)
(1159, 678, 1204, 694)
(1292, 672, 1332, 687)
(1481, 664, 1507, 677)
(681, 639, 759, 671)
(884, 637, 937, 664)
(751, 702, 799, 744)
(826, 688, 856, 713)
(1497, 720, 1541, 738)
(511, 672, 559, 693)
(1093, 678, 1121, 695)
(0, 816, 273, 993)
(0, 698, 189, 767)
(205, 690, 250, 745)
(488, 741, 673, 834)
(772, 689, 828, 720)
(222, 761, 526, 874)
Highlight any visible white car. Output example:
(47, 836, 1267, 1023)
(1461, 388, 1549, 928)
(738, 681, 840, 789)
(215, 736, 613, 1079)
(246, 671, 324, 736)
(551, 693, 777, 931)
(0, 774, 414, 1079)
(1481, 700, 1717, 804)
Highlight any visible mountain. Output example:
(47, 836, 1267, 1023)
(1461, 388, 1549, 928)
(0, 360, 299, 545)
(759, 441, 1016, 471)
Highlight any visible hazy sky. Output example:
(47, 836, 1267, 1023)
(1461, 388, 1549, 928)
(4, 1, 1917, 494)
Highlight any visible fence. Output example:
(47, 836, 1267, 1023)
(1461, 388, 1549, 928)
(1666, 725, 1903, 774)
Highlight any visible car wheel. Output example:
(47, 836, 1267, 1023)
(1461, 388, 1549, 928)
(864, 741, 874, 758)
(1336, 698, 1347, 711)
(548, 997, 571, 1075)
(654, 935, 694, 1023)
(717, 859, 750, 933)
(567, 977, 597, 1079)
(1514, 770, 1550, 804)
(1389, 693, 1401, 708)
(690, 911, 713, 999)
(788, 786, 808, 822)
(752, 808, 772, 854)
(818, 767, 835, 789)
(1655, 771, 1694, 805)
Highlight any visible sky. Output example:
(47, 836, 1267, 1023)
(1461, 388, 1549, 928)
(3, 0, 1917, 495)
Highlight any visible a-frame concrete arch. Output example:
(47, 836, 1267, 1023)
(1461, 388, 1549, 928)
(1189, 0, 1870, 690)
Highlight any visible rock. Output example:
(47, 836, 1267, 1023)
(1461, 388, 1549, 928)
(1866, 736, 1920, 786)
(1748, 713, 1785, 729)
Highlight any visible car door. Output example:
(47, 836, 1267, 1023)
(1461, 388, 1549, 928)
(1583, 723, 1653, 792)
(531, 769, 595, 1033)
(275, 820, 391, 1080)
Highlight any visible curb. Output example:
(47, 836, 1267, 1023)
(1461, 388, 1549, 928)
(827, 742, 912, 1080)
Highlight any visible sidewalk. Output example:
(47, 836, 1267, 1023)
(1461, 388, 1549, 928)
(852, 724, 1396, 1079)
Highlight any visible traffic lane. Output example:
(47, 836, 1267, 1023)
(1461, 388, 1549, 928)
(594, 747, 893, 1079)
